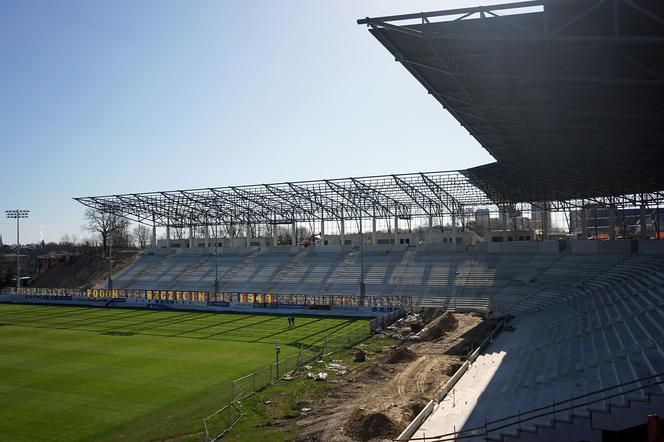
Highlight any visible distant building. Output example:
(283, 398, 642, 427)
(475, 209, 490, 229)
(37, 252, 73, 273)
(569, 207, 664, 238)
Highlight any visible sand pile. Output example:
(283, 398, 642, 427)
(383, 347, 418, 364)
(346, 411, 399, 441)
(419, 312, 459, 340)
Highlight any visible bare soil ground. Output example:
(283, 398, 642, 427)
(296, 312, 495, 442)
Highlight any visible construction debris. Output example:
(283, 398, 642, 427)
(326, 363, 348, 375)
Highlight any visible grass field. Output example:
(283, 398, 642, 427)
(0, 303, 367, 442)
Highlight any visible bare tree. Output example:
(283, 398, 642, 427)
(84, 209, 125, 255)
(59, 234, 73, 246)
(111, 219, 131, 248)
(133, 224, 151, 248)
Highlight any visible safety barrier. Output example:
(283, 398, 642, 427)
(369, 308, 408, 332)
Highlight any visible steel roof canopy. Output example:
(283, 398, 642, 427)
(74, 171, 494, 227)
(359, 0, 664, 203)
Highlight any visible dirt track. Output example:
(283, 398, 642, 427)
(296, 312, 493, 442)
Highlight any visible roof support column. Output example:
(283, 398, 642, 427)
(499, 209, 507, 243)
(452, 213, 457, 246)
(166, 223, 171, 248)
(640, 204, 647, 240)
(291, 221, 297, 246)
(608, 205, 616, 240)
(394, 216, 399, 245)
(189, 225, 194, 248)
(357, 218, 364, 247)
(246, 222, 252, 247)
(542, 203, 549, 241)
(273, 214, 278, 247)
(151, 215, 157, 248)
(372, 217, 377, 245)
(581, 205, 588, 239)
(204, 225, 210, 249)
(340, 218, 345, 246)
(428, 215, 433, 243)
(320, 215, 325, 245)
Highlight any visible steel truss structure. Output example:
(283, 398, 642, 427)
(75, 0, 664, 231)
(75, 171, 494, 228)
(359, 0, 664, 204)
(75, 171, 664, 231)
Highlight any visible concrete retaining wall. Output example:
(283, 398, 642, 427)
(396, 319, 506, 441)
(567, 240, 598, 254)
(638, 240, 664, 255)
(567, 240, 632, 254)
(364, 244, 408, 253)
(487, 241, 558, 254)
(312, 244, 342, 254)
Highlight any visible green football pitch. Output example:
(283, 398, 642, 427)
(0, 303, 367, 442)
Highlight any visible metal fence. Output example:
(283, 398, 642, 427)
(203, 322, 372, 441)
(369, 308, 407, 332)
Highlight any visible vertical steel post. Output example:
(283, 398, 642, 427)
(359, 211, 365, 305)
(215, 223, 220, 295)
(16, 216, 20, 289)
(108, 236, 113, 290)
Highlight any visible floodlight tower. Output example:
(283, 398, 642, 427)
(5, 209, 29, 289)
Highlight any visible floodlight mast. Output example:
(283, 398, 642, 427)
(5, 209, 29, 289)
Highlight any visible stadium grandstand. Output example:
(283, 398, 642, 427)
(354, 0, 664, 440)
(2, 0, 664, 441)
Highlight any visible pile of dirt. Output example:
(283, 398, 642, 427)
(420, 308, 447, 324)
(407, 401, 427, 419)
(444, 361, 464, 376)
(362, 364, 389, 379)
(383, 347, 418, 364)
(346, 411, 399, 441)
(419, 312, 459, 341)
(295, 313, 491, 442)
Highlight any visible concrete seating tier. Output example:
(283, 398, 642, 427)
(415, 261, 664, 440)
(109, 248, 657, 319)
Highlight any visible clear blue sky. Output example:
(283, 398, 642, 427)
(0, 0, 503, 245)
